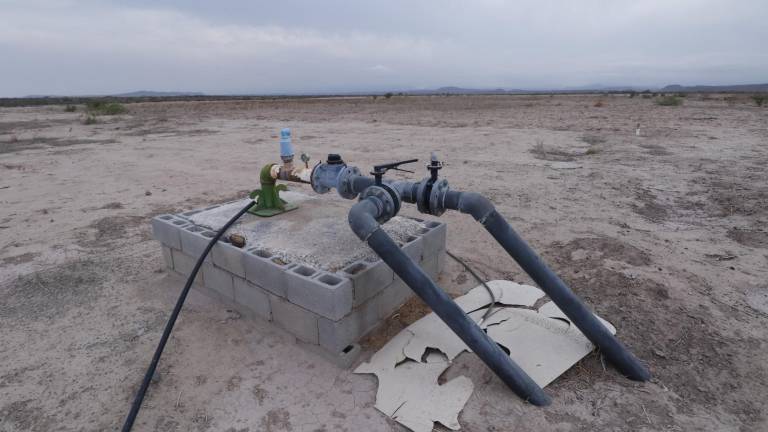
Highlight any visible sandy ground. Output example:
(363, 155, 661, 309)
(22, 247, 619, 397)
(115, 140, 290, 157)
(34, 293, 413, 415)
(1, 94, 767, 431)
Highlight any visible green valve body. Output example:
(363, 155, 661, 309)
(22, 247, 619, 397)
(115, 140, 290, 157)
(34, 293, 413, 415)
(248, 164, 298, 217)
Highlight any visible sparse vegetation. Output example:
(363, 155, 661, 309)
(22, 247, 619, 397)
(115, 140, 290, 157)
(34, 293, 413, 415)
(83, 114, 98, 125)
(384, 92, 393, 99)
(581, 135, 606, 155)
(656, 95, 683, 106)
(593, 100, 604, 107)
(64, 105, 77, 112)
(86, 100, 127, 115)
(581, 135, 606, 145)
(752, 94, 766, 107)
(628, 91, 637, 98)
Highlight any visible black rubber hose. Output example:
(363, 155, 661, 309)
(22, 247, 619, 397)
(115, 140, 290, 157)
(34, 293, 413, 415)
(121, 200, 255, 431)
(444, 191, 651, 382)
(349, 198, 551, 406)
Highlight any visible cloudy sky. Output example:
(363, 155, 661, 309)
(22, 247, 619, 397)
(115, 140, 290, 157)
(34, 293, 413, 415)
(1, 0, 766, 97)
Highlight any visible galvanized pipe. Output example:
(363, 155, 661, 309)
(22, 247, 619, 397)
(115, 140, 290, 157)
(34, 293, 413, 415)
(271, 163, 312, 184)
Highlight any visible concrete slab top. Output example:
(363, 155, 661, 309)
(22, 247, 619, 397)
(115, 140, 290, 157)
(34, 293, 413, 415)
(187, 187, 425, 271)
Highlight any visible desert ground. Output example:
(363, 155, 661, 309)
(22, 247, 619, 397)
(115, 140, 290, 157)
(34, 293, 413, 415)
(1, 94, 766, 431)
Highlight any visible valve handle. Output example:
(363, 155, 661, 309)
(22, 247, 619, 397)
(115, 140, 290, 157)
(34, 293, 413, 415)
(427, 151, 443, 181)
(370, 158, 418, 185)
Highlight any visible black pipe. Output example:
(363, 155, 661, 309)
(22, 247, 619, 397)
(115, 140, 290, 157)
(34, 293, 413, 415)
(444, 191, 651, 381)
(122, 200, 255, 431)
(349, 198, 552, 405)
(350, 175, 376, 194)
(348, 176, 419, 202)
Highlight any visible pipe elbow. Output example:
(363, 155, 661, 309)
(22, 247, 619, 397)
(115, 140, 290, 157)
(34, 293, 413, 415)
(348, 198, 382, 241)
(455, 192, 495, 223)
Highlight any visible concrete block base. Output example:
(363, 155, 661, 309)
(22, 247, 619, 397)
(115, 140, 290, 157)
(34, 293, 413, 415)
(152, 193, 447, 367)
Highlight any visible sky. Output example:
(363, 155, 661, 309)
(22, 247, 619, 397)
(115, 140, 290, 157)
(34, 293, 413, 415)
(1, 0, 766, 97)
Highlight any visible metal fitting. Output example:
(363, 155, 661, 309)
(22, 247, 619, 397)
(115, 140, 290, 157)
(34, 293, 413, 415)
(359, 185, 400, 223)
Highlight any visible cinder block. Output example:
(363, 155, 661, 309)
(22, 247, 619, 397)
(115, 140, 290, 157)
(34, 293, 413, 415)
(179, 225, 216, 260)
(341, 259, 395, 307)
(161, 245, 174, 270)
(243, 248, 293, 297)
(270, 294, 319, 344)
(286, 266, 353, 321)
(202, 263, 235, 301)
(212, 239, 246, 277)
(177, 209, 202, 220)
(233, 277, 271, 321)
(171, 249, 203, 286)
(318, 296, 380, 353)
(377, 277, 416, 319)
(151, 215, 187, 249)
(192, 282, 233, 305)
(400, 234, 424, 263)
(422, 249, 446, 280)
(421, 220, 447, 258)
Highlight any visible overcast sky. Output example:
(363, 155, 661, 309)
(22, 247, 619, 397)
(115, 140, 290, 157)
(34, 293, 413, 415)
(1, 0, 766, 97)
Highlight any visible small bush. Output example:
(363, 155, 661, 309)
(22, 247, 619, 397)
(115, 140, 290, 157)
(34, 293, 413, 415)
(628, 91, 637, 98)
(593, 100, 604, 107)
(581, 135, 606, 145)
(64, 105, 77, 112)
(752, 94, 767, 107)
(641, 94, 652, 99)
(86, 100, 127, 115)
(101, 103, 127, 115)
(384, 92, 393, 99)
(83, 114, 98, 125)
(656, 96, 683, 106)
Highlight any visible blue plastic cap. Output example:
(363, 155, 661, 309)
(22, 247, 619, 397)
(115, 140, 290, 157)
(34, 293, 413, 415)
(279, 127, 293, 157)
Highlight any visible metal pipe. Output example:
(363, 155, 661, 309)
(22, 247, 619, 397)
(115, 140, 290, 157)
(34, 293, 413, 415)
(348, 197, 552, 406)
(443, 190, 651, 381)
(271, 164, 312, 184)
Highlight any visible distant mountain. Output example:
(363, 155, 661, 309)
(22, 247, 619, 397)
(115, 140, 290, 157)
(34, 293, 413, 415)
(113, 90, 205, 97)
(662, 83, 768, 92)
(404, 85, 653, 95)
(406, 87, 543, 95)
(560, 84, 652, 91)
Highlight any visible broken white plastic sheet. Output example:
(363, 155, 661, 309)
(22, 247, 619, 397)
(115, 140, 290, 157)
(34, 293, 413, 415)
(354, 280, 617, 432)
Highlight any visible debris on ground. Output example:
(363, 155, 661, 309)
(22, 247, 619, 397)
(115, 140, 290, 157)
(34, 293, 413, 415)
(354, 280, 618, 432)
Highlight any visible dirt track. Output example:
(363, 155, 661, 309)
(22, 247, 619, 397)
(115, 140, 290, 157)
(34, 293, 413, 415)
(1, 94, 767, 431)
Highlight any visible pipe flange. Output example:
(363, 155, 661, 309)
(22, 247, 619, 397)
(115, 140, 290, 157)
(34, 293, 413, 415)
(337, 166, 361, 199)
(428, 179, 449, 216)
(360, 185, 400, 223)
(416, 177, 430, 214)
(310, 162, 329, 194)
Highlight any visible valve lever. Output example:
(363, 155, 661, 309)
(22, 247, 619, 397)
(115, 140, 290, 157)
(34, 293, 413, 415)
(370, 158, 418, 185)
